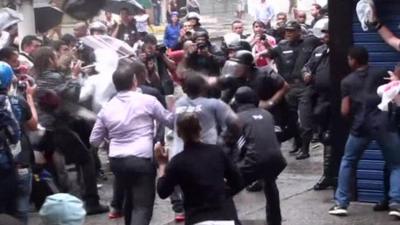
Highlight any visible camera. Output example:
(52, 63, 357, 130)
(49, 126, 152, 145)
(156, 44, 167, 54)
(16, 75, 35, 93)
(260, 34, 266, 41)
(197, 43, 207, 50)
(185, 31, 193, 36)
(17, 80, 27, 92)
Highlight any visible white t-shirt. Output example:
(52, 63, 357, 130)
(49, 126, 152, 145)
(134, 14, 149, 32)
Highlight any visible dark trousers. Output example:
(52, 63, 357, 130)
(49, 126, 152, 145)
(0, 171, 17, 215)
(241, 170, 282, 225)
(110, 156, 156, 225)
(263, 179, 281, 225)
(285, 84, 314, 153)
(110, 178, 124, 212)
(80, 150, 100, 205)
(170, 186, 184, 213)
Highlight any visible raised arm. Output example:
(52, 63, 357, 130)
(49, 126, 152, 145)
(378, 25, 400, 51)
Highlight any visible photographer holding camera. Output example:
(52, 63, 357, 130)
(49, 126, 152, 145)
(139, 34, 176, 96)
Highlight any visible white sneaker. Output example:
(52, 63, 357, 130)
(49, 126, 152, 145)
(329, 205, 348, 216)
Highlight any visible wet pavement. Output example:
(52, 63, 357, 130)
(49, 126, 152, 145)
(28, 141, 400, 225)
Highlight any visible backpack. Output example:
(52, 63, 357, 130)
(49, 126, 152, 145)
(0, 94, 20, 174)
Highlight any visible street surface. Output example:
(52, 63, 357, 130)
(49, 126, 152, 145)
(28, 142, 399, 225)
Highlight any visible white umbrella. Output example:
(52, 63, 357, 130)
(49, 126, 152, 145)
(80, 35, 136, 58)
(0, 8, 23, 30)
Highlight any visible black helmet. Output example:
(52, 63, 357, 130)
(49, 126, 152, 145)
(234, 86, 259, 106)
(285, 20, 301, 30)
(230, 50, 254, 66)
(227, 40, 252, 52)
(193, 31, 209, 41)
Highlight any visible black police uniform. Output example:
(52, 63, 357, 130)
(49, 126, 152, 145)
(302, 43, 336, 188)
(268, 35, 321, 157)
(233, 87, 286, 225)
(219, 66, 295, 142)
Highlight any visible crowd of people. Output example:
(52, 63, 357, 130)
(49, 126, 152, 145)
(0, 0, 400, 225)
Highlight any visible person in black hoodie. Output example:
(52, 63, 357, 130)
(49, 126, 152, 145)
(156, 112, 243, 225)
(230, 86, 287, 225)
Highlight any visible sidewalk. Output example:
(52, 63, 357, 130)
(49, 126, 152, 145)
(28, 142, 399, 225)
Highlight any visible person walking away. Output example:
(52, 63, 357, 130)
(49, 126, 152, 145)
(156, 112, 243, 225)
(328, 46, 400, 219)
(90, 61, 174, 225)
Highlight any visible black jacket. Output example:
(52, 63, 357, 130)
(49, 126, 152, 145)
(157, 142, 242, 225)
(236, 105, 286, 182)
(269, 37, 321, 83)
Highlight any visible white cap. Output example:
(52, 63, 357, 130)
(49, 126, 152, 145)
(187, 12, 200, 20)
(89, 21, 107, 32)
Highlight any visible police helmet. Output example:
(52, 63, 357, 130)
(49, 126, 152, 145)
(230, 50, 254, 67)
(0, 61, 14, 89)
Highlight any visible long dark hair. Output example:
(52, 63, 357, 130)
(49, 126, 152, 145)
(177, 112, 201, 143)
(32, 47, 56, 76)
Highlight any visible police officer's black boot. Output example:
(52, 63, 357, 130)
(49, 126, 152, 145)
(289, 136, 302, 154)
(296, 137, 310, 160)
(313, 145, 335, 190)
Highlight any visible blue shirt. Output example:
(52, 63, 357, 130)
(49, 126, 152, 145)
(163, 23, 181, 49)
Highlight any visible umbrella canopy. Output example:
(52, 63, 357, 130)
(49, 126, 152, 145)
(103, 0, 144, 15)
(80, 35, 136, 62)
(34, 6, 64, 33)
(0, 8, 23, 30)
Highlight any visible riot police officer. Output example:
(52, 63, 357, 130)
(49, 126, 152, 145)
(216, 50, 292, 143)
(265, 21, 321, 159)
(302, 21, 336, 189)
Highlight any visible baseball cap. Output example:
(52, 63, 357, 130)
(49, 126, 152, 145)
(285, 21, 301, 30)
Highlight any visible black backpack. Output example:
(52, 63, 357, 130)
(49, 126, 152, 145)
(0, 95, 20, 174)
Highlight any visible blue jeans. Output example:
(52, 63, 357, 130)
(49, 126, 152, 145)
(335, 132, 400, 208)
(16, 168, 32, 225)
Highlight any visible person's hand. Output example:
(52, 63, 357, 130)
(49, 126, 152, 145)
(387, 71, 400, 81)
(71, 60, 82, 78)
(303, 72, 312, 84)
(154, 142, 168, 165)
(259, 100, 274, 110)
(25, 81, 37, 97)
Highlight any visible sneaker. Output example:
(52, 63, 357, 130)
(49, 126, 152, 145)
(175, 212, 185, 222)
(85, 203, 109, 215)
(108, 206, 123, 219)
(389, 207, 400, 219)
(108, 211, 123, 219)
(296, 152, 310, 160)
(328, 205, 348, 216)
(246, 180, 264, 192)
